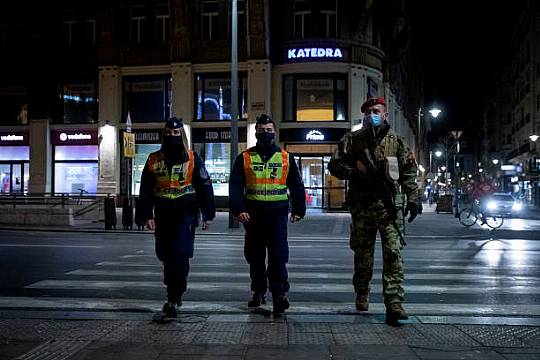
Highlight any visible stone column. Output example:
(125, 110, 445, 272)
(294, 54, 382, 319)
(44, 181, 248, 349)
(97, 66, 121, 195)
(171, 63, 193, 147)
(28, 119, 52, 194)
(247, 60, 271, 146)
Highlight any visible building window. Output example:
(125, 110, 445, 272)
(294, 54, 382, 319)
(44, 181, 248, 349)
(123, 75, 172, 123)
(294, 0, 312, 39)
(0, 86, 27, 125)
(228, 0, 246, 37)
(63, 20, 76, 46)
(155, 4, 169, 43)
(62, 83, 97, 124)
(85, 19, 95, 45)
(201, 0, 219, 41)
(195, 73, 248, 121)
(526, 113, 531, 123)
(283, 74, 347, 122)
(0, 24, 7, 47)
(130, 5, 147, 44)
(320, 0, 337, 38)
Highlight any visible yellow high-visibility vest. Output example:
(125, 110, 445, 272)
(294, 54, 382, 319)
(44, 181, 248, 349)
(243, 150, 289, 201)
(147, 150, 196, 199)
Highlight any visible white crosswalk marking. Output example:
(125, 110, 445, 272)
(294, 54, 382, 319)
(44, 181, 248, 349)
(8, 234, 540, 317)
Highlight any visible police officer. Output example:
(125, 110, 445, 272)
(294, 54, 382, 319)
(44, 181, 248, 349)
(328, 96, 421, 325)
(138, 117, 215, 321)
(229, 114, 305, 316)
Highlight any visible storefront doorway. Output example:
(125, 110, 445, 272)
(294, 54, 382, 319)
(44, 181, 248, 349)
(0, 162, 29, 193)
(294, 155, 346, 210)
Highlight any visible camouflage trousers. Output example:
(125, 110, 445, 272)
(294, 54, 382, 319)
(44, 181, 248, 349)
(349, 200, 405, 305)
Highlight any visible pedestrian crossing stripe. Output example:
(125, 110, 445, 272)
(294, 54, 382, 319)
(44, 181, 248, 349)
(66, 269, 539, 283)
(24, 280, 540, 294)
(1, 296, 540, 317)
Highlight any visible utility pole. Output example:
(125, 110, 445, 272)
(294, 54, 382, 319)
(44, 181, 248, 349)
(229, 0, 239, 228)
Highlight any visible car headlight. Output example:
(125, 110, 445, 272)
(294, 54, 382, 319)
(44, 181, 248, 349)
(512, 202, 522, 211)
(487, 201, 498, 210)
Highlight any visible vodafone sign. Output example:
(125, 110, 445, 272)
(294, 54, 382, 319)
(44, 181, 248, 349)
(0, 131, 28, 146)
(51, 129, 98, 145)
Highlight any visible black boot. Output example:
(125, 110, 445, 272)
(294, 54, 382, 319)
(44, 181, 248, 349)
(272, 294, 290, 316)
(248, 292, 266, 307)
(153, 301, 177, 323)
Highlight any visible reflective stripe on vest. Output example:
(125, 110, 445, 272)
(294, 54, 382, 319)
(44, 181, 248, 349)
(243, 150, 289, 201)
(148, 150, 196, 200)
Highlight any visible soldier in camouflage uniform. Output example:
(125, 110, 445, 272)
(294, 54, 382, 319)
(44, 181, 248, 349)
(328, 96, 421, 325)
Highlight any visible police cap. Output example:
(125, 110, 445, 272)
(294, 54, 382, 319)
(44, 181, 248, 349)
(164, 117, 184, 129)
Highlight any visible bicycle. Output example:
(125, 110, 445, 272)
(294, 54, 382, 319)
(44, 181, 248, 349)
(458, 200, 504, 229)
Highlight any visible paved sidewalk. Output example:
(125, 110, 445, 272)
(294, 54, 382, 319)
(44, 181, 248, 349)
(2, 309, 540, 360)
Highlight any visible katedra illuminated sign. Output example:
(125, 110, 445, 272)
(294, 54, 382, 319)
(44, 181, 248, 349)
(306, 130, 325, 141)
(288, 47, 343, 60)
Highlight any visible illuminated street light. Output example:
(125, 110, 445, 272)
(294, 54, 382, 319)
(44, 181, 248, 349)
(530, 134, 539, 142)
(435, 150, 442, 158)
(492, 159, 499, 165)
(429, 108, 442, 118)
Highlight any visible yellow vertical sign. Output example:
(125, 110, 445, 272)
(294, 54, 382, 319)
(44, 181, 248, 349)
(123, 132, 135, 158)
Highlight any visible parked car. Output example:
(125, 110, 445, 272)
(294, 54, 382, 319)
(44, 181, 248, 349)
(480, 192, 523, 217)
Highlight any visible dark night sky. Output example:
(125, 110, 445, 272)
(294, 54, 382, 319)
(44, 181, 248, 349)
(408, 1, 526, 146)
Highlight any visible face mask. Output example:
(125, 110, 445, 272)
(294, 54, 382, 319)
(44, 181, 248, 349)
(163, 135, 182, 145)
(255, 132, 275, 147)
(162, 135, 184, 159)
(367, 113, 382, 127)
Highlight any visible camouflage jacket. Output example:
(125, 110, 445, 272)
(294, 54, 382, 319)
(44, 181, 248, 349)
(328, 123, 419, 206)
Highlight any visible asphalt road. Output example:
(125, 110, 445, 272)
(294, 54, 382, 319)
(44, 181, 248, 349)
(1, 211, 539, 319)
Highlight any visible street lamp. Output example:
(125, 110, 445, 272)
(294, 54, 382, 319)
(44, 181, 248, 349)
(530, 134, 539, 142)
(435, 150, 442, 158)
(492, 159, 499, 165)
(417, 106, 443, 166)
(429, 108, 442, 118)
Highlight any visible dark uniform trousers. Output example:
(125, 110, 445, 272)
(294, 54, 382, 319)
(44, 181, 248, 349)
(154, 210, 196, 303)
(243, 209, 290, 295)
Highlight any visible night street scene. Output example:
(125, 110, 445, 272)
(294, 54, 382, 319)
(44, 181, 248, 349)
(1, 0, 540, 359)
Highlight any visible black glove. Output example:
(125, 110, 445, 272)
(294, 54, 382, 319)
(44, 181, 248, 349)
(404, 202, 419, 223)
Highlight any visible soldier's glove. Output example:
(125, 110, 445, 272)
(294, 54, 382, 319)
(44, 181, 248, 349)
(404, 202, 420, 223)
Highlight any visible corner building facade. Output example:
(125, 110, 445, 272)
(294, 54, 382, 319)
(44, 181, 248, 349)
(0, 0, 421, 210)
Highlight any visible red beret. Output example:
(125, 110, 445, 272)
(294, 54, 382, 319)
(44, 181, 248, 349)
(361, 96, 386, 113)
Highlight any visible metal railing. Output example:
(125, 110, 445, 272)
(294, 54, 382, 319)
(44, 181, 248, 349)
(0, 192, 112, 209)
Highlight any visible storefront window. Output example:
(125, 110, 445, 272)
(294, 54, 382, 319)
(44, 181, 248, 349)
(195, 73, 248, 121)
(54, 145, 98, 194)
(132, 143, 161, 195)
(54, 162, 98, 194)
(62, 83, 97, 124)
(0, 146, 29, 160)
(123, 75, 172, 123)
(193, 142, 246, 196)
(283, 74, 347, 122)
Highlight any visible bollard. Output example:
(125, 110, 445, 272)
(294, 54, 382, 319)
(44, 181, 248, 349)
(122, 196, 134, 230)
(133, 197, 145, 231)
(104, 197, 117, 230)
